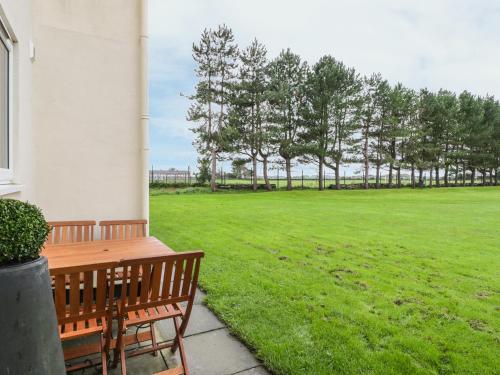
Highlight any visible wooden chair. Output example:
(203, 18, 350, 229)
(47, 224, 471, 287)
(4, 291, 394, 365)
(52, 262, 117, 374)
(46, 220, 96, 245)
(113, 251, 204, 375)
(99, 219, 147, 240)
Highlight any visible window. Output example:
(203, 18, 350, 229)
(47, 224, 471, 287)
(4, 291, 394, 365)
(0, 19, 12, 180)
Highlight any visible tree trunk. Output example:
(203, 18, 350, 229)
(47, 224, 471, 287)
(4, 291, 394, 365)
(418, 168, 424, 188)
(262, 157, 270, 190)
(210, 149, 217, 192)
(495, 169, 498, 186)
(454, 163, 459, 185)
(444, 165, 449, 187)
(375, 163, 381, 189)
(471, 168, 475, 185)
(462, 163, 466, 186)
(285, 158, 292, 190)
(411, 165, 415, 188)
(435, 167, 440, 187)
(318, 158, 324, 191)
(429, 168, 433, 188)
(388, 163, 393, 188)
(396, 168, 401, 188)
(252, 157, 258, 191)
(335, 160, 340, 190)
(489, 169, 493, 184)
(364, 133, 369, 189)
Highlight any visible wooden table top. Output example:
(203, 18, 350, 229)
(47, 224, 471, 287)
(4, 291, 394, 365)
(41, 236, 175, 273)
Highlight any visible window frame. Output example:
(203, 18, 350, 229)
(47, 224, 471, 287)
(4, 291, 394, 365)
(0, 18, 13, 182)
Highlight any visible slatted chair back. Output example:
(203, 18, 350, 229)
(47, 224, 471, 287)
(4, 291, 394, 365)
(52, 262, 117, 339)
(118, 251, 204, 313)
(99, 219, 147, 240)
(46, 220, 96, 244)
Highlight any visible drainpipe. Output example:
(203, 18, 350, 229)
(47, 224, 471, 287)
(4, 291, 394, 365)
(140, 0, 149, 233)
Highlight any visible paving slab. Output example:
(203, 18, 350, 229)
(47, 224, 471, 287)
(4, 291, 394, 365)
(108, 352, 167, 375)
(156, 303, 225, 339)
(194, 288, 207, 304)
(233, 365, 271, 375)
(162, 328, 260, 375)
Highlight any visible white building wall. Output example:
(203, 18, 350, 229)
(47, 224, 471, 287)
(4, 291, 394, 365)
(0, 0, 147, 225)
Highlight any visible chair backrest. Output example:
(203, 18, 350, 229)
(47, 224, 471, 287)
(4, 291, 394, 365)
(99, 219, 147, 240)
(119, 251, 204, 313)
(47, 220, 96, 244)
(52, 262, 117, 330)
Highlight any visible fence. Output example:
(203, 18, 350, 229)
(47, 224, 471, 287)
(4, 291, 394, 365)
(150, 167, 192, 185)
(150, 166, 494, 190)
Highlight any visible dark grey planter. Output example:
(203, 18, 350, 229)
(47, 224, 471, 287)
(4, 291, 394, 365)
(0, 256, 65, 375)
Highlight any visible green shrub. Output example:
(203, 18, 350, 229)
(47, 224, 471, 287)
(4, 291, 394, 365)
(0, 199, 50, 265)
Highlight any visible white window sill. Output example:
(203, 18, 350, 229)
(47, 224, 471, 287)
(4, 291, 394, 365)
(0, 184, 24, 196)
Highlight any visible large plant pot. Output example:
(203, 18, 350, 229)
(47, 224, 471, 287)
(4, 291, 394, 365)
(0, 256, 65, 374)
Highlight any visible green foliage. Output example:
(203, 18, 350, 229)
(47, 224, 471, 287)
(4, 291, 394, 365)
(188, 24, 239, 191)
(151, 188, 500, 375)
(0, 199, 49, 265)
(188, 26, 500, 190)
(196, 157, 211, 184)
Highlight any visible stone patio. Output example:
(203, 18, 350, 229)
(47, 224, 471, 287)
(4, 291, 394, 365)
(66, 289, 269, 375)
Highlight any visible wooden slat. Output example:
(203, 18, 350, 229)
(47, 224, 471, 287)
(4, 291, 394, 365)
(128, 265, 140, 306)
(76, 226, 82, 242)
(61, 226, 68, 243)
(83, 271, 93, 313)
(140, 264, 152, 303)
(69, 272, 80, 316)
(54, 275, 66, 319)
(95, 270, 107, 310)
(161, 259, 174, 299)
(150, 262, 163, 301)
(54, 227, 60, 244)
(181, 258, 194, 296)
(171, 259, 184, 297)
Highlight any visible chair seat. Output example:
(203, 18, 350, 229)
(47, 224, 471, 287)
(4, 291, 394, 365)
(59, 317, 107, 341)
(153, 367, 185, 375)
(119, 303, 184, 327)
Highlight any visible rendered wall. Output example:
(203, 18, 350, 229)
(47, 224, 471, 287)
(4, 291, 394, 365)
(30, 0, 146, 222)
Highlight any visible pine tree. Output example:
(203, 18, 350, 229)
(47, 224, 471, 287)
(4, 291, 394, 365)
(267, 49, 308, 190)
(300, 56, 340, 190)
(230, 39, 268, 191)
(187, 25, 238, 192)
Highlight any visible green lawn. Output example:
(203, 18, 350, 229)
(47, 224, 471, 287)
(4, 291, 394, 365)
(150, 187, 500, 375)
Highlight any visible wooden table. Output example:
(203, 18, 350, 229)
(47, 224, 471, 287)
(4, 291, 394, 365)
(42, 236, 177, 361)
(42, 236, 175, 274)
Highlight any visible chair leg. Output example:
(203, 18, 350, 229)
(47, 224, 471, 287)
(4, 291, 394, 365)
(150, 322, 158, 357)
(171, 315, 188, 354)
(173, 316, 189, 375)
(120, 344, 127, 375)
(113, 319, 125, 370)
(100, 334, 108, 375)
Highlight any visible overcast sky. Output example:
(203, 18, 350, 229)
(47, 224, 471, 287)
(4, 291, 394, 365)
(148, 0, 500, 175)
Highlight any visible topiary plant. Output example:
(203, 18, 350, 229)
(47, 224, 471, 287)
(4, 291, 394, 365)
(0, 199, 50, 265)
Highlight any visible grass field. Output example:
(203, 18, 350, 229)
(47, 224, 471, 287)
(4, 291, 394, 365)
(150, 187, 500, 375)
